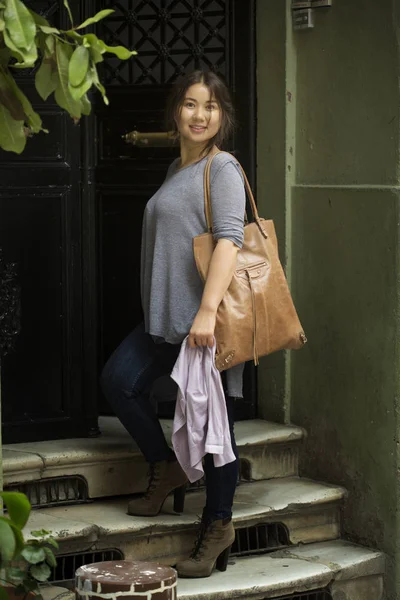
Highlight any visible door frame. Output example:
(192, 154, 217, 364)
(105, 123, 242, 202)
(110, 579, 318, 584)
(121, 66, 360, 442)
(82, 0, 257, 427)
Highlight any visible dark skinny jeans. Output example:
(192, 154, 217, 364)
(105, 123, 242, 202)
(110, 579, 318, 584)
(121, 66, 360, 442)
(100, 322, 238, 520)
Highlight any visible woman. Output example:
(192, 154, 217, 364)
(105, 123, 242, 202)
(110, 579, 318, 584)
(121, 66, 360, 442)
(100, 70, 246, 578)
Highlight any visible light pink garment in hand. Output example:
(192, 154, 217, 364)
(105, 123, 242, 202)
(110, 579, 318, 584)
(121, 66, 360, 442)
(171, 336, 236, 483)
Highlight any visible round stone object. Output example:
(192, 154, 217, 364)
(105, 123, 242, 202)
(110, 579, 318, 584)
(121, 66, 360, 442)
(75, 560, 177, 600)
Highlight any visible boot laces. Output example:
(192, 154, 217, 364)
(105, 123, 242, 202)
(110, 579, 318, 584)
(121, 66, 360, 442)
(144, 462, 161, 499)
(190, 517, 214, 561)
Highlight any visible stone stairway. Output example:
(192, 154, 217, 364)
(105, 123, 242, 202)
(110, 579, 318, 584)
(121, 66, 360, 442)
(2, 417, 385, 599)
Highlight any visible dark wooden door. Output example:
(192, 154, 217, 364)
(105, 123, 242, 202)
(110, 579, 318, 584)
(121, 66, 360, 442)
(96, 0, 257, 419)
(0, 0, 100, 443)
(1, 0, 256, 445)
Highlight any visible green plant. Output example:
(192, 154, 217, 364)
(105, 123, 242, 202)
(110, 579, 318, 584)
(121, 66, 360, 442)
(0, 492, 59, 600)
(0, 0, 137, 153)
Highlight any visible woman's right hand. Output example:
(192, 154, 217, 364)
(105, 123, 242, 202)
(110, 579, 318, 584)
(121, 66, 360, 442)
(188, 306, 217, 348)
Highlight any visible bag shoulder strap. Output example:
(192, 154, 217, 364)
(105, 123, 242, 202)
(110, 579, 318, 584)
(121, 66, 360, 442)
(203, 150, 263, 234)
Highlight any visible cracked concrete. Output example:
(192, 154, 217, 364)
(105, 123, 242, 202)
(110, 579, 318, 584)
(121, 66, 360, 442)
(23, 478, 344, 561)
(3, 418, 305, 498)
(176, 542, 384, 599)
(269, 540, 385, 581)
(8, 416, 385, 599)
(7, 418, 385, 598)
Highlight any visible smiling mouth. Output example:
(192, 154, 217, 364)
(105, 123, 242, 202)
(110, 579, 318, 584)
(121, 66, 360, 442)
(190, 125, 207, 132)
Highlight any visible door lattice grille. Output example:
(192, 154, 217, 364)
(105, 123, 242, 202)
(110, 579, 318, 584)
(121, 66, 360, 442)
(232, 523, 290, 556)
(24, 0, 60, 22)
(99, 0, 229, 85)
(6, 476, 89, 508)
(51, 550, 124, 583)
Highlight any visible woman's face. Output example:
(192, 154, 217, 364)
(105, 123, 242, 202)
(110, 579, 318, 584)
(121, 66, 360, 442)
(175, 83, 222, 147)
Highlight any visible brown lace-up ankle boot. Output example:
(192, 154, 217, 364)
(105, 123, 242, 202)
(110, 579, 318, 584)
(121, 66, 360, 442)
(127, 459, 188, 517)
(176, 515, 235, 578)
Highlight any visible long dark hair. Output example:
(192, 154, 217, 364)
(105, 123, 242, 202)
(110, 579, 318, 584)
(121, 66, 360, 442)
(165, 70, 236, 154)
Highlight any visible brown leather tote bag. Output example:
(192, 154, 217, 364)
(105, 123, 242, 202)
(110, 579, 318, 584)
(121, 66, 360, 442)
(193, 151, 307, 371)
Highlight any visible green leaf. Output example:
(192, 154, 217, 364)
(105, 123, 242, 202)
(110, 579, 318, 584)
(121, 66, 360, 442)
(10, 46, 38, 68)
(0, 586, 9, 600)
(29, 9, 49, 27)
(35, 58, 59, 100)
(69, 69, 93, 100)
(100, 41, 137, 60)
(30, 530, 52, 538)
(68, 45, 89, 87)
(0, 518, 16, 561)
(80, 93, 91, 115)
(0, 16, 5, 32)
(39, 25, 60, 34)
(90, 65, 108, 105)
(76, 9, 114, 30)
(64, 30, 82, 41)
(30, 563, 51, 583)
(0, 493, 31, 529)
(81, 34, 105, 63)
(76, 35, 136, 61)
(2, 27, 25, 62)
(43, 33, 55, 55)
(0, 67, 44, 133)
(3, 26, 37, 68)
(43, 547, 57, 568)
(8, 521, 25, 556)
(43, 538, 58, 549)
(63, 0, 73, 27)
(6, 565, 26, 583)
(89, 46, 103, 64)
(21, 545, 46, 565)
(4, 0, 36, 50)
(0, 103, 26, 153)
(0, 68, 25, 119)
(54, 39, 81, 120)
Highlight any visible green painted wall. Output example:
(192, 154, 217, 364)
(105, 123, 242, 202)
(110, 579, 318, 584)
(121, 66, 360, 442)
(257, 1, 400, 598)
(256, 0, 290, 423)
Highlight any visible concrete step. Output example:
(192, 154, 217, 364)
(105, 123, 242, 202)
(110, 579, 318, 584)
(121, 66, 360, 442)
(40, 586, 74, 600)
(23, 478, 344, 565)
(3, 417, 305, 504)
(176, 540, 385, 600)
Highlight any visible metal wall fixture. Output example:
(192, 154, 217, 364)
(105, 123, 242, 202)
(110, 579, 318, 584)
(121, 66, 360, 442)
(292, 0, 332, 7)
(123, 130, 178, 148)
(292, 0, 332, 31)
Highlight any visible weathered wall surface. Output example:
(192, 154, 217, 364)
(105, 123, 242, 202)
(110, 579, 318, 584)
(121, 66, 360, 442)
(256, 0, 290, 423)
(257, 1, 400, 598)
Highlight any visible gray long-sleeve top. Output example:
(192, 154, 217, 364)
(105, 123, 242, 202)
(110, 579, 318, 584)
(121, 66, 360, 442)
(141, 151, 246, 397)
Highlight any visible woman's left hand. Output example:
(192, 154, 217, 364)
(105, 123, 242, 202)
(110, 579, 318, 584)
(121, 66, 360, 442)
(189, 307, 217, 348)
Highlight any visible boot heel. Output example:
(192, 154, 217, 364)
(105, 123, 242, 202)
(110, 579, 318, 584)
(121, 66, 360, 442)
(173, 484, 186, 513)
(216, 545, 232, 572)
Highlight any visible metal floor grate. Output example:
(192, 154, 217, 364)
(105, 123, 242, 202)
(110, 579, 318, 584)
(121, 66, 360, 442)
(232, 522, 290, 556)
(5, 476, 89, 508)
(268, 591, 332, 600)
(51, 549, 124, 583)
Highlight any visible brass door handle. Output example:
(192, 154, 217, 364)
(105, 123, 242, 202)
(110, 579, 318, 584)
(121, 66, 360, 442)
(123, 130, 178, 147)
